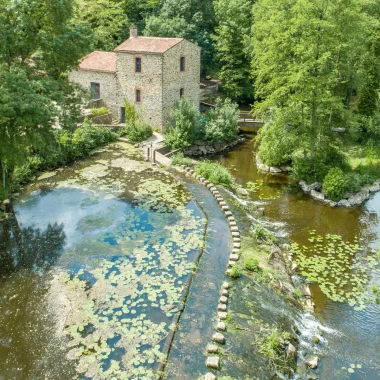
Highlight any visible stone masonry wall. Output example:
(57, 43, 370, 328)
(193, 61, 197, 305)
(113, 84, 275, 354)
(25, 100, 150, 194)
(68, 70, 119, 118)
(162, 40, 201, 131)
(116, 52, 163, 130)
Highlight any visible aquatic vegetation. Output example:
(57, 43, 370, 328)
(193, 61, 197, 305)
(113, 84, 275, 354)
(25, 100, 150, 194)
(294, 233, 380, 309)
(246, 180, 262, 193)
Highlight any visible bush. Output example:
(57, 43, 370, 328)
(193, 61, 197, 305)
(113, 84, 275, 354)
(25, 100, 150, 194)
(171, 153, 194, 167)
(245, 258, 260, 272)
(252, 224, 276, 244)
(344, 172, 362, 193)
(90, 107, 109, 116)
(121, 119, 153, 143)
(164, 99, 200, 149)
(204, 98, 239, 143)
(322, 167, 347, 201)
(230, 265, 241, 279)
(195, 161, 232, 186)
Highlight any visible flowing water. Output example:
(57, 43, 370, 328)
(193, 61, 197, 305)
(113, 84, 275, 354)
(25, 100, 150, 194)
(215, 136, 380, 379)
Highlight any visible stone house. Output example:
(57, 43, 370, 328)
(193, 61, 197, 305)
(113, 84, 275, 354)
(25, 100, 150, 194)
(69, 27, 201, 131)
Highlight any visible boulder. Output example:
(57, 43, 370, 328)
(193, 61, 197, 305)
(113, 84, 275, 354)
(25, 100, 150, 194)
(368, 183, 380, 193)
(287, 343, 297, 358)
(310, 190, 325, 201)
(305, 355, 319, 369)
(217, 321, 226, 331)
(328, 201, 337, 208)
(347, 191, 370, 206)
(206, 356, 220, 369)
(206, 344, 219, 353)
(212, 332, 226, 344)
(299, 180, 311, 194)
(280, 165, 292, 172)
(270, 166, 282, 173)
(310, 182, 322, 191)
(343, 192, 353, 199)
(337, 199, 350, 207)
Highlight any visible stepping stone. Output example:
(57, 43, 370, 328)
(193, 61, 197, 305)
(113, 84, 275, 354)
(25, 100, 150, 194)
(218, 311, 227, 319)
(228, 260, 235, 267)
(219, 296, 228, 304)
(230, 226, 239, 232)
(190, 170, 195, 174)
(233, 237, 241, 243)
(233, 242, 241, 249)
(219, 201, 227, 206)
(210, 187, 217, 192)
(221, 289, 229, 297)
(230, 254, 239, 261)
(217, 303, 227, 311)
(222, 282, 229, 289)
(205, 373, 216, 380)
(206, 344, 219, 353)
(225, 211, 233, 217)
(227, 216, 235, 222)
(212, 332, 226, 344)
(197, 175, 202, 181)
(221, 206, 229, 211)
(232, 248, 240, 254)
(207, 184, 213, 189)
(204, 181, 210, 186)
(232, 232, 240, 238)
(206, 356, 220, 369)
(213, 192, 220, 197)
(217, 321, 226, 331)
(200, 177, 206, 182)
(217, 198, 224, 203)
(229, 221, 237, 227)
(226, 268, 232, 275)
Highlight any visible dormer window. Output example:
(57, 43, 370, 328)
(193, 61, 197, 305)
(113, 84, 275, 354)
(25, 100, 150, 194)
(135, 57, 142, 73)
(180, 57, 186, 72)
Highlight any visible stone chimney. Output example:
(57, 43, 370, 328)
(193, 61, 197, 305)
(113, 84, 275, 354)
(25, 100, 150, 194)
(130, 26, 138, 39)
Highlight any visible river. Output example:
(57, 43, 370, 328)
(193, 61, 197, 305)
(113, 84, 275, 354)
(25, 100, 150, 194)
(215, 135, 380, 379)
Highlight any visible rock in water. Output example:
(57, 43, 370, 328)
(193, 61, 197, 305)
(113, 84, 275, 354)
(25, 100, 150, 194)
(305, 355, 319, 369)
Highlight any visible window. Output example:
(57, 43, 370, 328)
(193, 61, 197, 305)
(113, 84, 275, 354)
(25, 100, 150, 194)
(180, 88, 184, 98)
(135, 88, 142, 103)
(180, 57, 186, 72)
(135, 57, 142, 73)
(90, 82, 100, 100)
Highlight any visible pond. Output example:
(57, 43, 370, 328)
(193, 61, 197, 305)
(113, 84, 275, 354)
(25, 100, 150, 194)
(215, 135, 380, 379)
(0, 143, 211, 379)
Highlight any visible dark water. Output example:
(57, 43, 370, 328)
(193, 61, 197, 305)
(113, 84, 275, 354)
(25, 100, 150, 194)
(215, 136, 380, 379)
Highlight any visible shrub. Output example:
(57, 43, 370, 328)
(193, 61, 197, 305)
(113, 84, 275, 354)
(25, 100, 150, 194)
(344, 172, 362, 193)
(171, 153, 194, 167)
(244, 258, 260, 272)
(195, 161, 232, 186)
(322, 167, 347, 201)
(252, 224, 276, 244)
(230, 265, 241, 279)
(90, 107, 109, 116)
(204, 98, 239, 143)
(122, 119, 153, 143)
(164, 99, 200, 149)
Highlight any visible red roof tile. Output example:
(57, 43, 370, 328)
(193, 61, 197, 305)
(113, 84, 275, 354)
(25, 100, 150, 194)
(115, 37, 184, 54)
(78, 51, 116, 73)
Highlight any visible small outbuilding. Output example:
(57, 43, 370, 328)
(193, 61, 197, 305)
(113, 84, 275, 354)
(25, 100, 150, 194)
(69, 27, 201, 131)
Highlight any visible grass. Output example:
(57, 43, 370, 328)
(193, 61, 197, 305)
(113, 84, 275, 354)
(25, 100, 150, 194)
(171, 153, 195, 167)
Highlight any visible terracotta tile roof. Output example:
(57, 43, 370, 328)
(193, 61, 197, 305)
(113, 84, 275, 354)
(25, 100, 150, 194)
(115, 37, 184, 54)
(78, 51, 116, 73)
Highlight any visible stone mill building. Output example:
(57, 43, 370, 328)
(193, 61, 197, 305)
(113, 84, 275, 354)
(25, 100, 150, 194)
(69, 27, 201, 131)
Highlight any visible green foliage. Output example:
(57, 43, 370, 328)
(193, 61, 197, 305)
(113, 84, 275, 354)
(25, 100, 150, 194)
(213, 0, 254, 102)
(171, 153, 194, 167)
(253, 0, 373, 177)
(244, 258, 260, 272)
(195, 161, 232, 186)
(322, 168, 347, 201)
(90, 107, 109, 116)
(164, 99, 200, 150)
(119, 100, 153, 142)
(144, 0, 216, 74)
(230, 265, 241, 279)
(252, 224, 276, 244)
(204, 98, 240, 143)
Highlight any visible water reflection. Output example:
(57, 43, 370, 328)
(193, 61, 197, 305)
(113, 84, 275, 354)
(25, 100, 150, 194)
(0, 204, 66, 279)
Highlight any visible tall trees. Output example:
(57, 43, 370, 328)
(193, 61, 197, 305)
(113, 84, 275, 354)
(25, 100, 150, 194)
(213, 0, 254, 102)
(253, 0, 370, 180)
(144, 0, 216, 74)
(0, 0, 92, 196)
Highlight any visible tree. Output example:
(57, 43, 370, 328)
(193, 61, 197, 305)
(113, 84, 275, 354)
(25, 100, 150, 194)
(253, 0, 370, 179)
(74, 0, 129, 51)
(213, 0, 254, 102)
(0, 0, 92, 197)
(144, 0, 216, 74)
